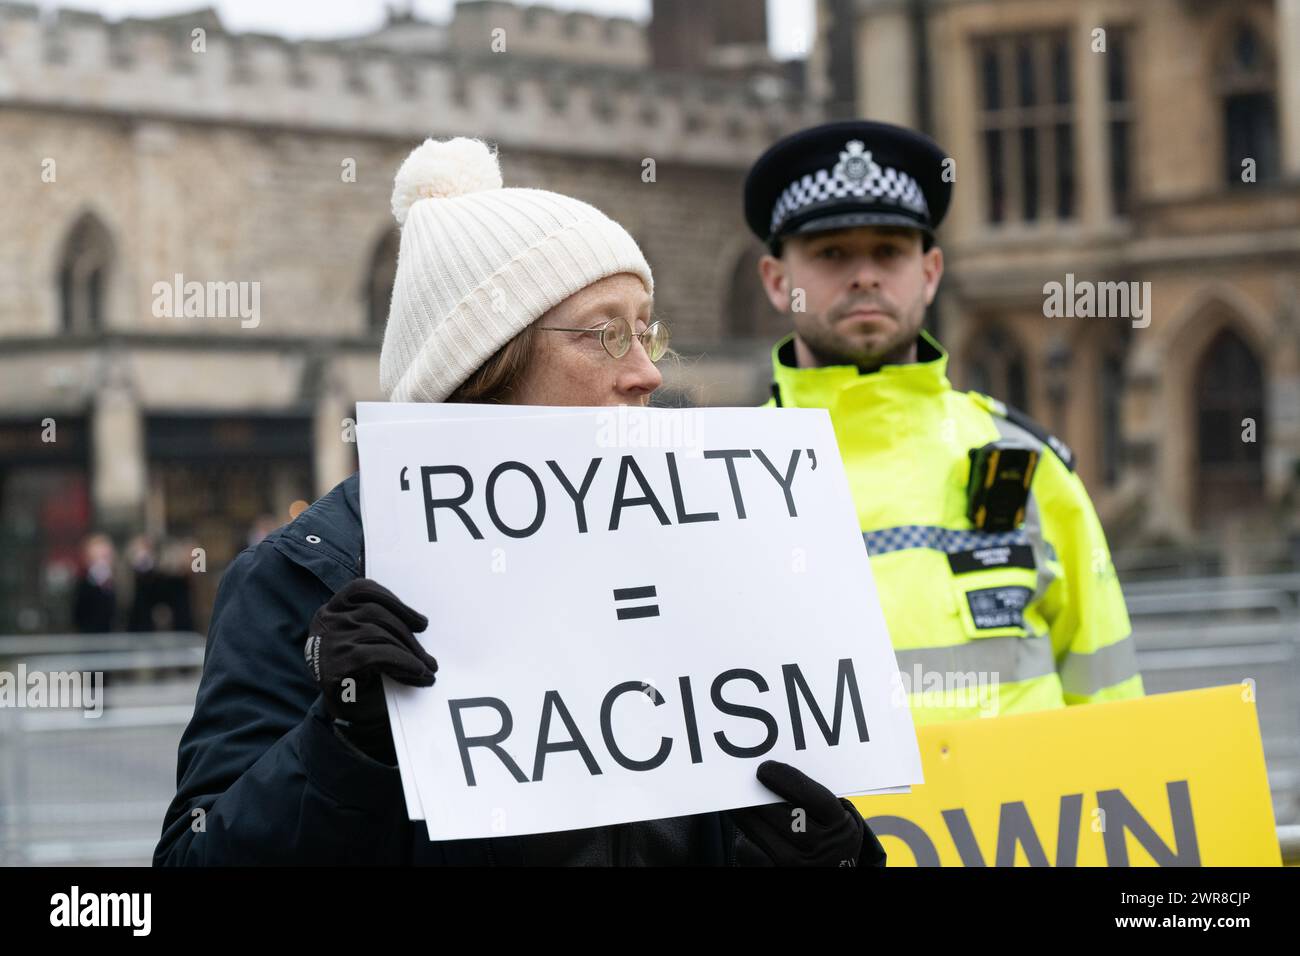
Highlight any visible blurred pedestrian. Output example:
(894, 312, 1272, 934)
(127, 534, 164, 632)
(157, 537, 195, 632)
(127, 535, 195, 632)
(72, 532, 117, 633)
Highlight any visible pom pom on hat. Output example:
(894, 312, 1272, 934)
(390, 137, 503, 226)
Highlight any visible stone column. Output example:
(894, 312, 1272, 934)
(313, 365, 354, 499)
(91, 377, 146, 534)
(856, 3, 916, 126)
(1076, 6, 1112, 230)
(1266, 276, 1300, 504)
(1277, 0, 1300, 178)
(132, 122, 179, 332)
(1123, 342, 1185, 540)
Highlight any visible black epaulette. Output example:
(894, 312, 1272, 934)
(1000, 403, 1076, 472)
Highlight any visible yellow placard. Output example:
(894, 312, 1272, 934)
(849, 686, 1281, 866)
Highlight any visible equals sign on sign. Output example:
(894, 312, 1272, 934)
(613, 585, 660, 621)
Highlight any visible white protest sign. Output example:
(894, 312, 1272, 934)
(357, 405, 922, 840)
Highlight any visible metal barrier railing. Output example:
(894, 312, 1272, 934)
(0, 631, 207, 659)
(1280, 825, 1300, 866)
(0, 632, 205, 866)
(2, 602, 1298, 865)
(1124, 575, 1300, 831)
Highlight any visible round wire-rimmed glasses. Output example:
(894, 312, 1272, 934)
(538, 317, 671, 362)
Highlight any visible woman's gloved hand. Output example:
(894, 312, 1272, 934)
(304, 578, 437, 764)
(730, 760, 887, 867)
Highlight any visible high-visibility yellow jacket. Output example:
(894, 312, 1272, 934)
(764, 329, 1144, 725)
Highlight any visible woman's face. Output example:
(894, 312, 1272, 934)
(512, 273, 662, 407)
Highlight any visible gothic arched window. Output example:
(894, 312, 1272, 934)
(58, 213, 113, 333)
(365, 229, 400, 334)
(1099, 328, 1130, 486)
(725, 244, 786, 342)
(1194, 326, 1265, 513)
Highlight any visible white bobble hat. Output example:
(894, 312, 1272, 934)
(379, 137, 654, 403)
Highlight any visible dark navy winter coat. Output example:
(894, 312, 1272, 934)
(154, 473, 886, 865)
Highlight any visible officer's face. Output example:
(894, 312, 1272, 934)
(758, 226, 944, 370)
(512, 272, 663, 407)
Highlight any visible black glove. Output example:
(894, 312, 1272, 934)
(304, 578, 437, 764)
(730, 761, 886, 867)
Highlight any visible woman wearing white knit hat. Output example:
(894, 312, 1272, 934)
(381, 136, 668, 407)
(157, 138, 884, 869)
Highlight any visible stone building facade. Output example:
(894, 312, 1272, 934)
(0, 0, 816, 630)
(818, 0, 1300, 574)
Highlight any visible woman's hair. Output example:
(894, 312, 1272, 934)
(446, 321, 540, 404)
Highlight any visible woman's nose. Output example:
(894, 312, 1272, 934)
(618, 338, 663, 397)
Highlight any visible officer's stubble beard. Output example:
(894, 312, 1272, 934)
(781, 244, 932, 373)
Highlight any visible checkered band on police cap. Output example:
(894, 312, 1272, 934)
(768, 140, 930, 236)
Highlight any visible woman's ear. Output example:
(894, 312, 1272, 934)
(758, 253, 791, 312)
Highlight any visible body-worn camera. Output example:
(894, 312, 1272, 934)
(966, 440, 1039, 532)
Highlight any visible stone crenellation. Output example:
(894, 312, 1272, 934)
(0, 2, 813, 165)
(442, 0, 647, 66)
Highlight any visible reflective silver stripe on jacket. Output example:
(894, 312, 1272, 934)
(1059, 633, 1140, 696)
(894, 633, 1057, 685)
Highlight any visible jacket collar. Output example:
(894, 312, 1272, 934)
(269, 472, 364, 592)
(770, 329, 950, 409)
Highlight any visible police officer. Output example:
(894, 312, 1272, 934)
(743, 120, 1143, 724)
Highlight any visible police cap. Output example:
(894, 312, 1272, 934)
(744, 120, 952, 251)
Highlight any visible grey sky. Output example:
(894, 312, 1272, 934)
(41, 0, 815, 59)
